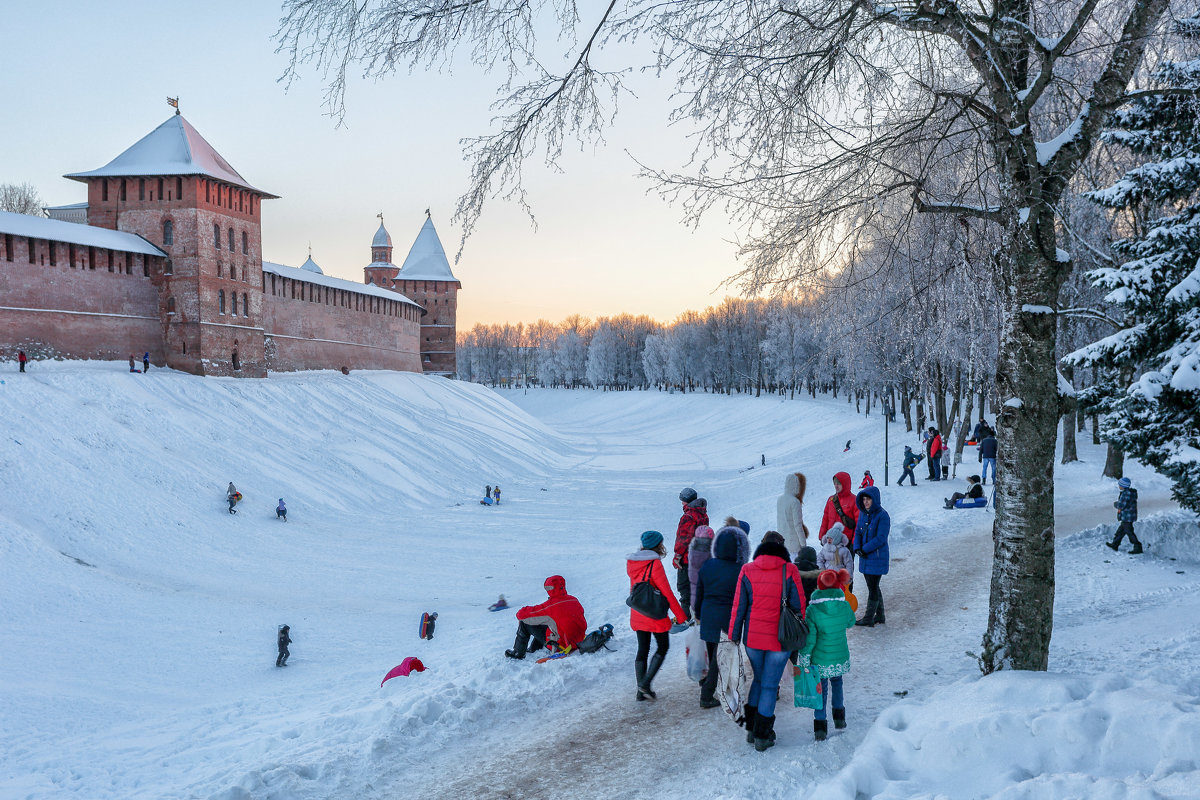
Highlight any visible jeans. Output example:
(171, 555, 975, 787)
(930, 455, 942, 480)
(745, 647, 791, 718)
(676, 567, 692, 620)
(899, 465, 917, 485)
(814, 675, 844, 720)
(982, 458, 996, 484)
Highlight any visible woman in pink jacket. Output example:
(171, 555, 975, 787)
(729, 533, 806, 751)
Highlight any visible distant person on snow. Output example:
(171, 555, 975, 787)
(129, 355, 137, 373)
(276, 624, 291, 667)
(18, 350, 27, 372)
(486, 485, 493, 500)
(227, 482, 241, 514)
(673, 488, 708, 621)
(493, 485, 501, 505)
(776, 472, 809, 555)
(859, 471, 874, 489)
(818, 472, 858, 543)
(797, 569, 857, 741)
(505, 576, 587, 659)
(627, 530, 687, 701)
(926, 428, 944, 481)
(843, 440, 852, 452)
(978, 432, 998, 486)
(1107, 477, 1143, 554)
(276, 498, 287, 521)
(899, 446, 922, 486)
(945, 475, 984, 509)
(142, 352, 150, 373)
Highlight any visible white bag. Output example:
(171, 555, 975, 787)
(714, 632, 750, 726)
(685, 625, 708, 681)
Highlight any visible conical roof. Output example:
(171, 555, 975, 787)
(395, 216, 458, 282)
(65, 115, 278, 197)
(372, 222, 392, 248)
(300, 255, 324, 274)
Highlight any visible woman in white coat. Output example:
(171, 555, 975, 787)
(775, 472, 808, 555)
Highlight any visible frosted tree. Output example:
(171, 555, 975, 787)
(282, 0, 1184, 670)
(1068, 24, 1200, 511)
(0, 182, 44, 216)
(585, 323, 621, 389)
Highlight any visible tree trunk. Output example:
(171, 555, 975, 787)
(916, 395, 927, 435)
(948, 367, 963, 440)
(935, 365, 950, 435)
(955, 389, 976, 466)
(1061, 364, 1078, 464)
(981, 239, 1062, 674)
(1103, 440, 1124, 478)
(902, 385, 913, 432)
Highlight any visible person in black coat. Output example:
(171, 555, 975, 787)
(276, 625, 292, 667)
(978, 433, 998, 485)
(793, 545, 820, 602)
(693, 527, 745, 708)
(945, 476, 985, 508)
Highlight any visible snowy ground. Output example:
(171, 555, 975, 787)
(1, 364, 1197, 800)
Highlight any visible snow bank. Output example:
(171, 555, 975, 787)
(815, 671, 1200, 800)
(1064, 510, 1200, 565)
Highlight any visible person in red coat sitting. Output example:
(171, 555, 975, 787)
(859, 471, 875, 489)
(505, 575, 587, 660)
(818, 471, 859, 542)
(627, 530, 687, 701)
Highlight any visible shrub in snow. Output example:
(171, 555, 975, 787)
(1069, 19, 1200, 513)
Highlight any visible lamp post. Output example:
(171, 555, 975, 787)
(884, 394, 890, 486)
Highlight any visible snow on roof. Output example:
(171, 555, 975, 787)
(263, 260, 424, 311)
(300, 255, 324, 275)
(395, 217, 459, 282)
(372, 222, 392, 248)
(44, 202, 89, 211)
(0, 210, 166, 257)
(64, 115, 279, 198)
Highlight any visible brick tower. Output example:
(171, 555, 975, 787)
(363, 216, 395, 288)
(65, 112, 278, 376)
(390, 214, 461, 376)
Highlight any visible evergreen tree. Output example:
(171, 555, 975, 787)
(1071, 21, 1200, 512)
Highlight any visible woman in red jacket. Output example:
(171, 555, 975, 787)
(729, 533, 806, 751)
(626, 530, 687, 701)
(818, 471, 859, 543)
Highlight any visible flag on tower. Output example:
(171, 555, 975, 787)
(167, 97, 180, 113)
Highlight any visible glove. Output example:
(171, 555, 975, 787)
(672, 554, 683, 570)
(675, 614, 687, 625)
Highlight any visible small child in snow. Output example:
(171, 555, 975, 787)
(276, 498, 287, 521)
(794, 545, 821, 602)
(276, 624, 291, 667)
(493, 486, 501, 505)
(818, 522, 855, 582)
(797, 569, 857, 741)
(422, 612, 438, 640)
(859, 471, 874, 489)
(227, 482, 240, 514)
(1107, 477, 1143, 554)
(688, 525, 716, 609)
(489, 595, 508, 611)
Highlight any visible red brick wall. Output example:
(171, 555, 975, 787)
(261, 272, 422, 373)
(394, 278, 460, 374)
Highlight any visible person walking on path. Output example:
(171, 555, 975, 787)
(17, 350, 27, 373)
(687, 525, 716, 610)
(1107, 477, 1143, 554)
(142, 352, 150, 373)
(775, 472, 808, 555)
(926, 428, 943, 481)
(852, 486, 890, 627)
(673, 488, 708, 620)
(729, 536, 806, 751)
(978, 432, 998, 485)
(694, 527, 745, 709)
(493, 485, 502, 505)
(818, 472, 858, 543)
(227, 482, 241, 514)
(129, 355, 137, 373)
(626, 530, 687, 701)
(797, 569, 857, 740)
(276, 499, 287, 521)
(899, 446, 921, 486)
(276, 625, 291, 667)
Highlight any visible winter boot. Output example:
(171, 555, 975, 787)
(754, 715, 777, 752)
(635, 660, 648, 701)
(508, 630, 531, 660)
(1105, 540, 1119, 551)
(814, 719, 828, 741)
(504, 649, 525, 660)
(874, 599, 885, 625)
(856, 596, 878, 627)
(1130, 541, 1144, 554)
(699, 695, 721, 709)
(833, 708, 847, 730)
(744, 704, 758, 744)
(639, 653, 665, 701)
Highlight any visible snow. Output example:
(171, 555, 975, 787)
(1021, 304, 1055, 314)
(262, 261, 422, 308)
(1004, 397, 1025, 408)
(1019, 207, 1030, 223)
(1036, 106, 1088, 166)
(0, 210, 166, 257)
(1057, 369, 1076, 397)
(64, 115, 278, 198)
(1057, 247, 1071, 262)
(1, 366, 1197, 799)
(394, 217, 458, 282)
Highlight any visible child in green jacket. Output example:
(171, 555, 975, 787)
(797, 569, 857, 740)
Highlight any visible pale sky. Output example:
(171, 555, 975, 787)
(2, 1, 746, 328)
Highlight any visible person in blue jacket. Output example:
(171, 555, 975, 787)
(852, 486, 890, 627)
(693, 527, 746, 709)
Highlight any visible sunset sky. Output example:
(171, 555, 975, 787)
(2, 1, 749, 328)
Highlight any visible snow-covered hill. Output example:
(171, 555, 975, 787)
(1, 364, 1197, 800)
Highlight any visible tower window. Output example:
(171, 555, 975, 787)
(102, 181, 109, 202)
(217, 261, 223, 277)
(243, 293, 249, 317)
(3, 234, 11, 262)
(164, 258, 173, 275)
(176, 177, 183, 200)
(28, 237, 35, 264)
(228, 227, 234, 252)
(163, 220, 174, 246)
(242, 231, 248, 255)
(120, 180, 127, 201)
(219, 290, 225, 315)
(167, 296, 176, 313)
(206, 182, 211, 203)
(232, 292, 238, 316)
(214, 223, 221, 248)
(139, 179, 145, 201)
(158, 178, 164, 199)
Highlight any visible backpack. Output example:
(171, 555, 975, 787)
(576, 623, 615, 654)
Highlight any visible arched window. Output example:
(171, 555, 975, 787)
(218, 290, 226, 315)
(162, 220, 173, 246)
(227, 227, 235, 252)
(213, 223, 220, 248)
(242, 231, 248, 255)
(167, 296, 176, 313)
(232, 292, 238, 316)
(242, 293, 249, 317)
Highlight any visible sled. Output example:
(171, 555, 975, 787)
(535, 644, 575, 664)
(953, 497, 988, 509)
(487, 602, 509, 612)
(419, 612, 437, 640)
(479, 497, 494, 506)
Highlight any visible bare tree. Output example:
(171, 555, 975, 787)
(0, 182, 45, 216)
(279, 0, 1184, 672)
